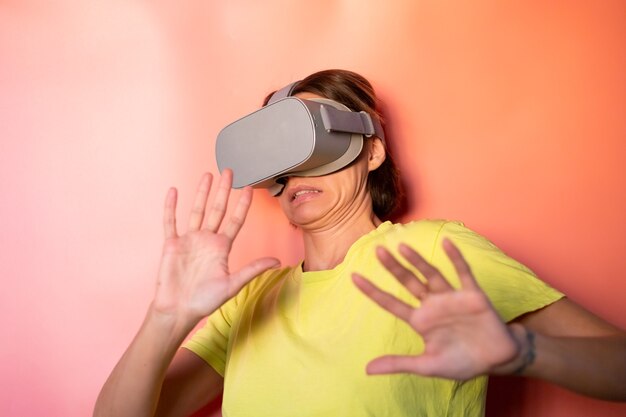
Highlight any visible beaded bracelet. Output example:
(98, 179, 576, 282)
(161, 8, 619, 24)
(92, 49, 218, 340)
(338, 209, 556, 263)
(513, 328, 536, 375)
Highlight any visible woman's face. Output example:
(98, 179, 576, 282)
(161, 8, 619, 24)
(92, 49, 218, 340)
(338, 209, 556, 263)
(277, 92, 385, 230)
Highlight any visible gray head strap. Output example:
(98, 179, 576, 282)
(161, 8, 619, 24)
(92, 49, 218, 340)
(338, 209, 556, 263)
(267, 81, 300, 105)
(319, 105, 385, 143)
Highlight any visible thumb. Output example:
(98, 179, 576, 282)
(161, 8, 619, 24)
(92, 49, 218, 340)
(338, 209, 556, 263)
(227, 257, 281, 296)
(366, 355, 423, 375)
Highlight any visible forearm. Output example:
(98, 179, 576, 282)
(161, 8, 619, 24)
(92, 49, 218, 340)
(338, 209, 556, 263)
(505, 325, 626, 401)
(93, 306, 197, 417)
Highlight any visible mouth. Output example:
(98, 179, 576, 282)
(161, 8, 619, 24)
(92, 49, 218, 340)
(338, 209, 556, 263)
(288, 186, 322, 202)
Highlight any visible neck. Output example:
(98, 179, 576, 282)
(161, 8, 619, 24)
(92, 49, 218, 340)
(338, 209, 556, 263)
(301, 209, 382, 272)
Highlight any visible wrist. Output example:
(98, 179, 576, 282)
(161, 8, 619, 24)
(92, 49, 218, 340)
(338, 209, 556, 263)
(493, 323, 537, 376)
(146, 302, 200, 339)
(511, 325, 536, 375)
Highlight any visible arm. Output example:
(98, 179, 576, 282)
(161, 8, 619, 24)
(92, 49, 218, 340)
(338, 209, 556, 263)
(155, 349, 223, 417)
(513, 298, 626, 401)
(352, 239, 626, 401)
(94, 170, 279, 417)
(95, 307, 223, 417)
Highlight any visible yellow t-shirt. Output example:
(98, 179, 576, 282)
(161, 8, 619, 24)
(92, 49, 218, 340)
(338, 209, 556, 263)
(184, 220, 563, 417)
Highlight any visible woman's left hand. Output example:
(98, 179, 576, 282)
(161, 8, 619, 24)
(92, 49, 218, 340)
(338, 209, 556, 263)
(352, 239, 524, 380)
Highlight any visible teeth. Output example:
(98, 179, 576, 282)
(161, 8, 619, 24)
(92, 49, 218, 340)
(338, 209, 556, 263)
(293, 190, 319, 200)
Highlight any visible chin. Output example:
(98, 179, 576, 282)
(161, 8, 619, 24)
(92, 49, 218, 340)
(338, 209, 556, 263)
(285, 205, 333, 228)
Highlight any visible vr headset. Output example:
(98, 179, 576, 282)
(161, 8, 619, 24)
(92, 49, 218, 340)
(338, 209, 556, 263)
(216, 81, 385, 195)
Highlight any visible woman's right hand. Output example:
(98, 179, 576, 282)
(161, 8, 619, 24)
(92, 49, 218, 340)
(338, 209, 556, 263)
(152, 169, 280, 323)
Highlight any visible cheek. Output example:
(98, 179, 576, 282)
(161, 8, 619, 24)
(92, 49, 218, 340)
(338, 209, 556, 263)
(341, 166, 369, 193)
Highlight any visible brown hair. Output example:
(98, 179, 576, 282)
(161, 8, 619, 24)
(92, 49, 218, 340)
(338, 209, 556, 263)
(264, 69, 403, 219)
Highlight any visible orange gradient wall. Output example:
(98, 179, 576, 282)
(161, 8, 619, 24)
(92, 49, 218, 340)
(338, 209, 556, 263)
(1, 1, 624, 416)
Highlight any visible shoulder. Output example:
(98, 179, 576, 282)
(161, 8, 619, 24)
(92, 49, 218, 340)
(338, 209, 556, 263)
(215, 265, 297, 322)
(382, 219, 468, 249)
(357, 220, 467, 263)
(237, 265, 298, 300)
(396, 220, 502, 259)
(386, 219, 463, 237)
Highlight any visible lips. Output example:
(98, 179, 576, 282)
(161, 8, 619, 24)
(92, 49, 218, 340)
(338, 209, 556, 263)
(287, 185, 322, 202)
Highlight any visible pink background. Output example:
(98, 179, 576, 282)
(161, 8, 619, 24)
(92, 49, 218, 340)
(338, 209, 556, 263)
(1, 1, 625, 416)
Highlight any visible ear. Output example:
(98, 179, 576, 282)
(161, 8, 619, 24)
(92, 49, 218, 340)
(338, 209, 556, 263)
(367, 137, 386, 172)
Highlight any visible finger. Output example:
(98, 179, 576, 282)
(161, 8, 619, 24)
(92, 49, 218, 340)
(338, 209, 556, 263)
(187, 173, 213, 231)
(204, 169, 233, 232)
(223, 186, 253, 241)
(227, 257, 281, 297)
(352, 273, 415, 322)
(398, 243, 453, 293)
(163, 187, 178, 239)
(442, 238, 480, 290)
(375, 246, 428, 299)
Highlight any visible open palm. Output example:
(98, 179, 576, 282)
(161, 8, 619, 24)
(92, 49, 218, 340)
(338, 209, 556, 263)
(153, 170, 279, 322)
(352, 239, 520, 380)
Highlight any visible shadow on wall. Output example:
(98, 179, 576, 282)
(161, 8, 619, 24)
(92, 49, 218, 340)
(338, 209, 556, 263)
(378, 95, 419, 223)
(486, 376, 526, 417)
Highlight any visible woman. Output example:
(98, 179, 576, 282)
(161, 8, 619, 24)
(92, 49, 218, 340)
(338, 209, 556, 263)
(94, 70, 626, 417)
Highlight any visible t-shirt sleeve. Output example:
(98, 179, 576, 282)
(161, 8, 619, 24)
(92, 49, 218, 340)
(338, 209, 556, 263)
(182, 288, 246, 377)
(429, 221, 564, 322)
